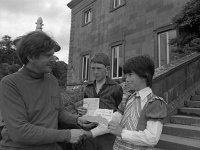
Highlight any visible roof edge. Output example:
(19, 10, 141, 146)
(67, 0, 83, 9)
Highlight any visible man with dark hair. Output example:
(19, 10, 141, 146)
(0, 31, 92, 150)
(108, 55, 167, 150)
(78, 53, 123, 150)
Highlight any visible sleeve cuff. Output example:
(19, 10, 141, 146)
(121, 128, 130, 140)
(112, 111, 122, 124)
(56, 129, 71, 142)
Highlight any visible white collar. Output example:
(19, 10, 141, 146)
(135, 87, 152, 101)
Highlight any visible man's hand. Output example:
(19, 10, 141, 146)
(108, 121, 123, 136)
(77, 116, 98, 130)
(91, 123, 110, 138)
(70, 129, 85, 143)
(77, 106, 87, 116)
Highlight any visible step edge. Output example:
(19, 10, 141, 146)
(171, 115, 200, 119)
(179, 107, 200, 110)
(160, 134, 200, 148)
(164, 123, 200, 130)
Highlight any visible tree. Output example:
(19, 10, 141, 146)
(171, 0, 200, 53)
(0, 35, 22, 80)
(51, 61, 68, 87)
(0, 35, 21, 65)
(0, 63, 9, 79)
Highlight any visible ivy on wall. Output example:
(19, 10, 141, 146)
(170, 0, 200, 53)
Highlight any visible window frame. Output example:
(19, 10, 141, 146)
(158, 30, 177, 67)
(154, 24, 177, 68)
(110, 0, 126, 12)
(82, 7, 93, 26)
(81, 53, 90, 82)
(110, 41, 125, 79)
(114, 0, 121, 9)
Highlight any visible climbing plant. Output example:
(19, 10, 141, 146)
(170, 0, 200, 53)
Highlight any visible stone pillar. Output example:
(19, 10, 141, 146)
(35, 17, 44, 31)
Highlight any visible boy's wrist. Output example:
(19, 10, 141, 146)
(83, 130, 93, 138)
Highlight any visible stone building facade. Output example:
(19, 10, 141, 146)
(67, 0, 189, 85)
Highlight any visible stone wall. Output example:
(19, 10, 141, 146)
(152, 52, 200, 114)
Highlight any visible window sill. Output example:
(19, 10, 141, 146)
(110, 3, 125, 12)
(82, 21, 92, 27)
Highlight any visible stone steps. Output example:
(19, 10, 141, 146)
(156, 90, 200, 149)
(195, 91, 200, 95)
(156, 134, 200, 150)
(185, 101, 200, 108)
(162, 123, 200, 139)
(170, 115, 200, 127)
(190, 95, 200, 101)
(178, 107, 200, 117)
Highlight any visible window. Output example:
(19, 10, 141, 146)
(111, 45, 123, 79)
(111, 0, 125, 10)
(82, 54, 90, 82)
(114, 0, 121, 8)
(158, 30, 177, 67)
(84, 9, 92, 25)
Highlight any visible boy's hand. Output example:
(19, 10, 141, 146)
(108, 121, 123, 136)
(82, 130, 93, 138)
(77, 116, 98, 130)
(77, 106, 87, 116)
(91, 123, 110, 137)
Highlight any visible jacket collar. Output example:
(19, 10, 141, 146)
(87, 76, 116, 87)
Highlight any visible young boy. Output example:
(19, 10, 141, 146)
(78, 53, 123, 150)
(108, 55, 167, 150)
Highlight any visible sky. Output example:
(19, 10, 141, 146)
(0, 0, 72, 63)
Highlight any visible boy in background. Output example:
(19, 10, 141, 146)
(78, 53, 123, 150)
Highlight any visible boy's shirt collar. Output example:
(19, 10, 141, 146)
(87, 76, 116, 86)
(135, 87, 152, 101)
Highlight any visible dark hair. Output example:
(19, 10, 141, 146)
(16, 31, 60, 65)
(123, 55, 155, 87)
(90, 53, 110, 67)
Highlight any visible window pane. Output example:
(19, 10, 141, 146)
(112, 45, 123, 78)
(82, 56, 86, 79)
(118, 45, 123, 77)
(86, 56, 89, 80)
(88, 10, 92, 22)
(168, 30, 177, 62)
(158, 29, 178, 67)
(84, 9, 92, 24)
(159, 32, 167, 66)
(82, 55, 89, 81)
(114, 0, 120, 8)
(112, 48, 117, 78)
